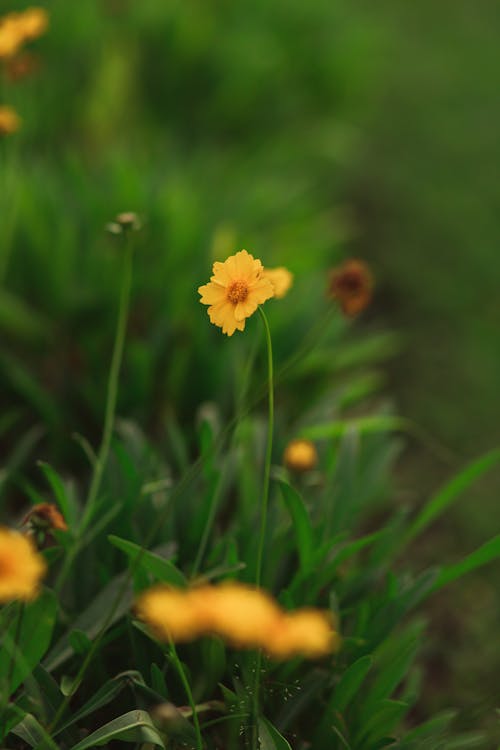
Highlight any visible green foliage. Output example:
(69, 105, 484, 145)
(0, 1, 498, 748)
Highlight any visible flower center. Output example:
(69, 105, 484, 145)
(226, 280, 249, 304)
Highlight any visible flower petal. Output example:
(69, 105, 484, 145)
(198, 282, 227, 305)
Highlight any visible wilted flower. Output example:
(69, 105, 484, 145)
(328, 259, 373, 316)
(135, 582, 340, 659)
(0, 105, 21, 135)
(283, 439, 318, 472)
(5, 51, 40, 81)
(23, 503, 68, 533)
(0, 526, 46, 602)
(198, 250, 274, 336)
(263, 267, 293, 299)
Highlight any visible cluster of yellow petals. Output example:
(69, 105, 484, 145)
(263, 267, 294, 299)
(0, 526, 46, 603)
(0, 7, 48, 59)
(136, 582, 339, 659)
(0, 105, 21, 135)
(198, 250, 293, 336)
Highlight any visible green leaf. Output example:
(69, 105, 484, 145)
(10, 712, 59, 750)
(331, 655, 372, 712)
(54, 672, 138, 736)
(0, 589, 57, 696)
(405, 449, 500, 544)
(300, 415, 406, 442)
(432, 534, 500, 591)
(68, 629, 92, 656)
(108, 534, 186, 587)
(37, 460, 79, 528)
(258, 717, 292, 750)
(356, 699, 408, 744)
(45, 572, 132, 672)
(277, 481, 314, 569)
(68, 709, 165, 749)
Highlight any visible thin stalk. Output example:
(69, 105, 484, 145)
(192, 473, 223, 578)
(169, 642, 203, 750)
(254, 306, 274, 588)
(54, 234, 134, 594)
(0, 603, 24, 742)
(252, 306, 275, 750)
(80, 233, 134, 532)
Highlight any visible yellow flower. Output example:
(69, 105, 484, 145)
(0, 8, 48, 59)
(135, 586, 206, 643)
(0, 106, 21, 135)
(266, 609, 339, 659)
(15, 7, 49, 41)
(0, 14, 23, 58)
(283, 439, 318, 472)
(263, 267, 293, 299)
(0, 527, 46, 603)
(198, 249, 275, 336)
(192, 583, 283, 648)
(135, 582, 341, 660)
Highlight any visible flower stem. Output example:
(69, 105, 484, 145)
(169, 642, 203, 750)
(255, 306, 274, 588)
(0, 603, 24, 742)
(80, 232, 134, 532)
(54, 233, 134, 594)
(252, 306, 275, 750)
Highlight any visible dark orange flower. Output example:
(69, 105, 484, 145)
(23, 503, 68, 532)
(328, 259, 373, 316)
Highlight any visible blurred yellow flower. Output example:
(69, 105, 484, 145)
(267, 610, 339, 659)
(0, 105, 21, 135)
(0, 526, 46, 603)
(192, 583, 282, 648)
(135, 586, 206, 643)
(0, 14, 23, 58)
(263, 267, 293, 299)
(198, 249, 274, 336)
(15, 7, 48, 41)
(283, 439, 318, 472)
(135, 582, 340, 660)
(0, 7, 48, 59)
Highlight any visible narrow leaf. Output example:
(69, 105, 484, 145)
(0, 589, 57, 695)
(68, 709, 165, 749)
(258, 717, 292, 750)
(278, 481, 314, 569)
(406, 449, 500, 543)
(108, 534, 186, 587)
(432, 534, 500, 591)
(332, 655, 372, 712)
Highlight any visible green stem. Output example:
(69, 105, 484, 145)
(54, 235, 134, 594)
(81, 233, 134, 532)
(0, 603, 24, 742)
(252, 306, 274, 750)
(255, 306, 274, 588)
(169, 642, 203, 750)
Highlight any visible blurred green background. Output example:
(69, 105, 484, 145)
(1, 0, 498, 740)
